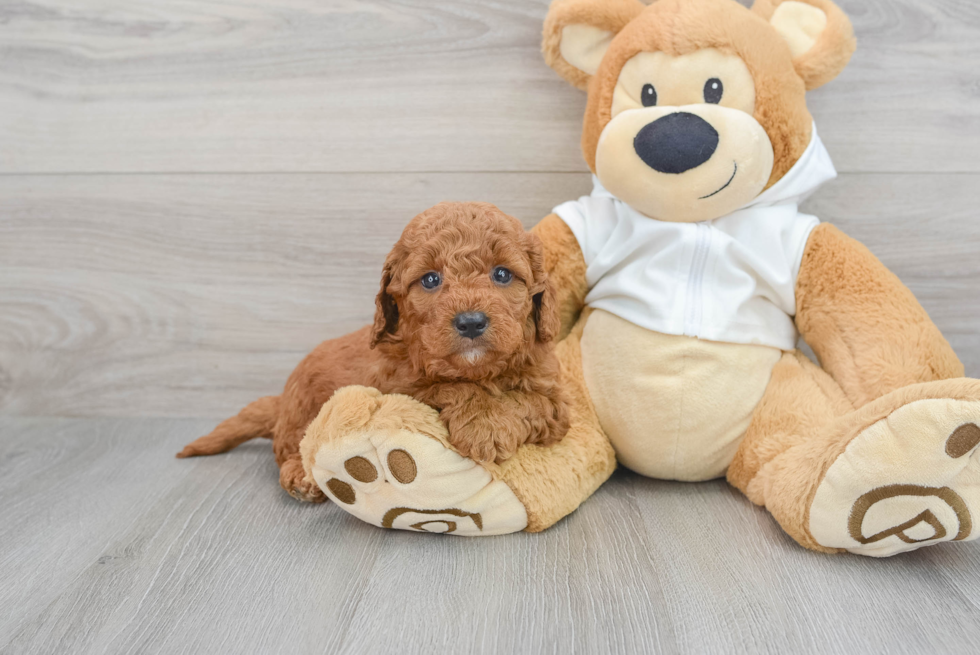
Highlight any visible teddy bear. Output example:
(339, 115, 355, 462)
(299, 0, 980, 557)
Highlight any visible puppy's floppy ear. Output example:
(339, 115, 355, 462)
(753, 0, 856, 90)
(525, 232, 560, 343)
(542, 0, 645, 91)
(371, 251, 401, 348)
(533, 280, 561, 344)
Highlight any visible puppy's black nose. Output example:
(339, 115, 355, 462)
(633, 112, 719, 174)
(454, 312, 488, 339)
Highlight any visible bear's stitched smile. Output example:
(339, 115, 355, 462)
(699, 161, 738, 200)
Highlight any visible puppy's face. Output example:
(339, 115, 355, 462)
(372, 202, 558, 379)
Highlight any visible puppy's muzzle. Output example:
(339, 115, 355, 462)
(454, 312, 488, 339)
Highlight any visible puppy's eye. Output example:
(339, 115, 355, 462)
(641, 83, 657, 107)
(420, 271, 442, 290)
(704, 78, 723, 104)
(491, 266, 513, 285)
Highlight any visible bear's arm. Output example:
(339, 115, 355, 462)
(531, 213, 589, 340)
(795, 222, 964, 407)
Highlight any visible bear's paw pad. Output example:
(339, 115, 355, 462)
(304, 389, 528, 536)
(810, 399, 980, 556)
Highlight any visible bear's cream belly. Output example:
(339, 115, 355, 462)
(580, 309, 782, 481)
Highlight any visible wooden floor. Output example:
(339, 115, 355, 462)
(2, 0, 979, 652)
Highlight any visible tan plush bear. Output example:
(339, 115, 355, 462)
(301, 0, 980, 557)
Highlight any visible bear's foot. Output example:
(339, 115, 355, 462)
(300, 386, 528, 536)
(810, 384, 980, 556)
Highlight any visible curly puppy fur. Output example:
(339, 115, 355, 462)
(178, 202, 570, 502)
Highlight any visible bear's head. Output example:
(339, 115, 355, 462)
(542, 0, 855, 222)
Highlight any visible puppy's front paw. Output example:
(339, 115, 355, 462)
(444, 407, 524, 464)
(447, 420, 506, 464)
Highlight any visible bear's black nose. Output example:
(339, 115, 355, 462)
(454, 312, 488, 339)
(633, 112, 719, 174)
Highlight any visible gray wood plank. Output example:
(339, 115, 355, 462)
(1, 0, 978, 174)
(0, 417, 265, 649)
(1, 171, 978, 420)
(2, 417, 980, 655)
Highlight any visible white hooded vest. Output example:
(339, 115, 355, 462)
(552, 124, 837, 351)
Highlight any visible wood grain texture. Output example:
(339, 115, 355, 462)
(1, 0, 979, 174)
(2, 417, 980, 655)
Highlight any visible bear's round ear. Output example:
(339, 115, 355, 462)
(542, 0, 646, 91)
(753, 0, 856, 90)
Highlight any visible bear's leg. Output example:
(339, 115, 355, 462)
(727, 351, 854, 504)
(795, 223, 965, 406)
(730, 353, 980, 556)
(732, 222, 980, 556)
(300, 315, 617, 535)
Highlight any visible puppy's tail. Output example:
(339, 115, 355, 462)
(176, 395, 280, 458)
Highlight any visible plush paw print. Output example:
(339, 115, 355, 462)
(300, 386, 528, 536)
(810, 393, 980, 556)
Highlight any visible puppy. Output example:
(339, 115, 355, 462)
(178, 201, 570, 501)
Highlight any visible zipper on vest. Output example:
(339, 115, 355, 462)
(683, 222, 712, 337)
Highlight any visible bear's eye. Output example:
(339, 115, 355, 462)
(641, 83, 657, 107)
(420, 271, 442, 290)
(491, 266, 513, 285)
(704, 78, 723, 104)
